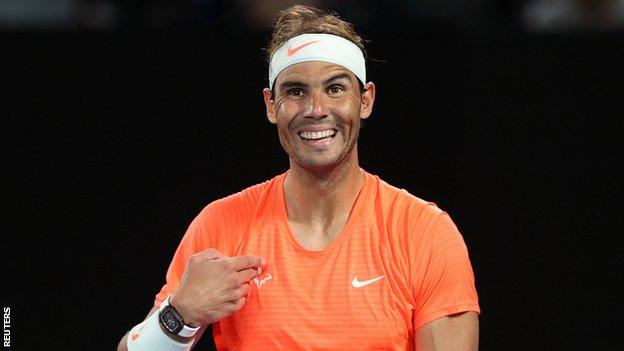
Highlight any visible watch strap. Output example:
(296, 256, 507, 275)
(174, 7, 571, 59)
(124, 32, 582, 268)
(160, 296, 200, 338)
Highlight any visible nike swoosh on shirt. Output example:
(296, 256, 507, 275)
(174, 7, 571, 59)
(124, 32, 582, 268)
(352, 275, 385, 288)
(287, 40, 321, 56)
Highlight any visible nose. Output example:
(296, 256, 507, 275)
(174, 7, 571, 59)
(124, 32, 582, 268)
(302, 89, 328, 119)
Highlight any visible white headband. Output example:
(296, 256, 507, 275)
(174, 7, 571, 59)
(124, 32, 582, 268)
(268, 33, 366, 89)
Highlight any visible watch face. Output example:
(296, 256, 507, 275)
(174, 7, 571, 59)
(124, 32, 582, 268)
(160, 307, 183, 334)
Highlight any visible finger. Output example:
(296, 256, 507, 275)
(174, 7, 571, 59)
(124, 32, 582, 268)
(239, 282, 250, 296)
(230, 255, 266, 271)
(227, 283, 250, 302)
(197, 248, 225, 261)
(235, 267, 261, 286)
(229, 296, 247, 313)
(236, 283, 250, 299)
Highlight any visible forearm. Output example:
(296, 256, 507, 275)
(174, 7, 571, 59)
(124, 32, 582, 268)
(415, 311, 479, 351)
(117, 332, 129, 351)
(116, 249, 262, 350)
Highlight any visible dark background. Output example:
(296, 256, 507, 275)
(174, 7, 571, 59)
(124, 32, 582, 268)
(4, 1, 624, 350)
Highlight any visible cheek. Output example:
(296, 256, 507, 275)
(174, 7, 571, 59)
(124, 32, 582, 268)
(276, 98, 299, 113)
(335, 99, 361, 125)
(276, 103, 300, 127)
(275, 115, 296, 145)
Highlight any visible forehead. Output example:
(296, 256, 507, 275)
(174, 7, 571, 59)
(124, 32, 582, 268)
(275, 61, 358, 85)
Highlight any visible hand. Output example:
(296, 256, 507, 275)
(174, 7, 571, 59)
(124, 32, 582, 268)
(169, 248, 265, 327)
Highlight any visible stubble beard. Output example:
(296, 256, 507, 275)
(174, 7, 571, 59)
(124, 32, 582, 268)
(283, 122, 361, 174)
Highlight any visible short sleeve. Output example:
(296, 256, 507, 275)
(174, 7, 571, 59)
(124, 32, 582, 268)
(152, 185, 262, 307)
(411, 211, 480, 330)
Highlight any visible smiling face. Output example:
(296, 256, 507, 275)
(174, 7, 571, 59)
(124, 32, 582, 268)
(263, 61, 375, 173)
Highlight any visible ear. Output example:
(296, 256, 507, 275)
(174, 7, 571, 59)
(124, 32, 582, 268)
(263, 88, 277, 124)
(360, 82, 376, 120)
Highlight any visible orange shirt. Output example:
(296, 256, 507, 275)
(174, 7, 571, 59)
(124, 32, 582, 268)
(155, 170, 480, 350)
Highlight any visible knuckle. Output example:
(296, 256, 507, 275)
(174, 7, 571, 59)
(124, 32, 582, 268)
(243, 269, 257, 282)
(237, 270, 254, 284)
(235, 285, 247, 298)
(228, 290, 241, 301)
(225, 275, 240, 288)
(234, 269, 246, 280)
(205, 248, 221, 259)
(187, 254, 200, 265)
(231, 297, 246, 312)
(223, 259, 236, 271)
(227, 285, 247, 301)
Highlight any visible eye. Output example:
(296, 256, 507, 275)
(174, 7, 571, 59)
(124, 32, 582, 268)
(287, 88, 305, 97)
(328, 85, 344, 95)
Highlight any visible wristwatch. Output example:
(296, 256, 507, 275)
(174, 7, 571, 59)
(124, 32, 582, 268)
(158, 296, 200, 338)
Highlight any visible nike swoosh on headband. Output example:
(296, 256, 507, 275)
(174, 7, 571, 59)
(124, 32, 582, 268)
(287, 40, 321, 56)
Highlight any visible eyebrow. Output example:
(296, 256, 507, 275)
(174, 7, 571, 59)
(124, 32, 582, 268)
(279, 80, 308, 90)
(324, 73, 353, 85)
(278, 73, 355, 91)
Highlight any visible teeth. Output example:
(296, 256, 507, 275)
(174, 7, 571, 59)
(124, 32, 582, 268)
(299, 130, 336, 140)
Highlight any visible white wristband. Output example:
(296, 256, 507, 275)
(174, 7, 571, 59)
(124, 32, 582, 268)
(127, 309, 193, 351)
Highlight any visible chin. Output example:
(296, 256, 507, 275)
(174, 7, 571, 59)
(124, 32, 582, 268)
(298, 160, 335, 172)
(294, 153, 350, 173)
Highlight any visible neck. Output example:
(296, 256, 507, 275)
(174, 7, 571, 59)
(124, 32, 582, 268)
(284, 152, 365, 229)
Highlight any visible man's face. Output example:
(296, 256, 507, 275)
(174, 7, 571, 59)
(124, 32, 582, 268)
(263, 61, 375, 172)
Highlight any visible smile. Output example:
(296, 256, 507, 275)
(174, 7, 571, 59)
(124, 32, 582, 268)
(298, 129, 337, 141)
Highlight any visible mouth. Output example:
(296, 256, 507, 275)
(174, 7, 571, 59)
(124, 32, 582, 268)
(298, 129, 337, 142)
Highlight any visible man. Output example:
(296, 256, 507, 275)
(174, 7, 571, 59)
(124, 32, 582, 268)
(118, 5, 479, 350)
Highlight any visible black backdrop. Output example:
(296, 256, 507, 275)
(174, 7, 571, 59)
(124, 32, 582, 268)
(4, 27, 623, 350)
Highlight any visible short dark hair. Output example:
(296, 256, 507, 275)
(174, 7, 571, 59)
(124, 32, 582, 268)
(265, 5, 367, 63)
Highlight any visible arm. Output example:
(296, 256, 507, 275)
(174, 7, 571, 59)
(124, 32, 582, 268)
(117, 307, 159, 351)
(415, 311, 479, 351)
(410, 211, 480, 350)
(116, 248, 265, 350)
(117, 307, 209, 351)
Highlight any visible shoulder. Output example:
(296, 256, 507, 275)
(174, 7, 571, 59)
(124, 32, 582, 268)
(195, 173, 284, 225)
(184, 173, 285, 252)
(365, 171, 462, 256)
(367, 171, 445, 228)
